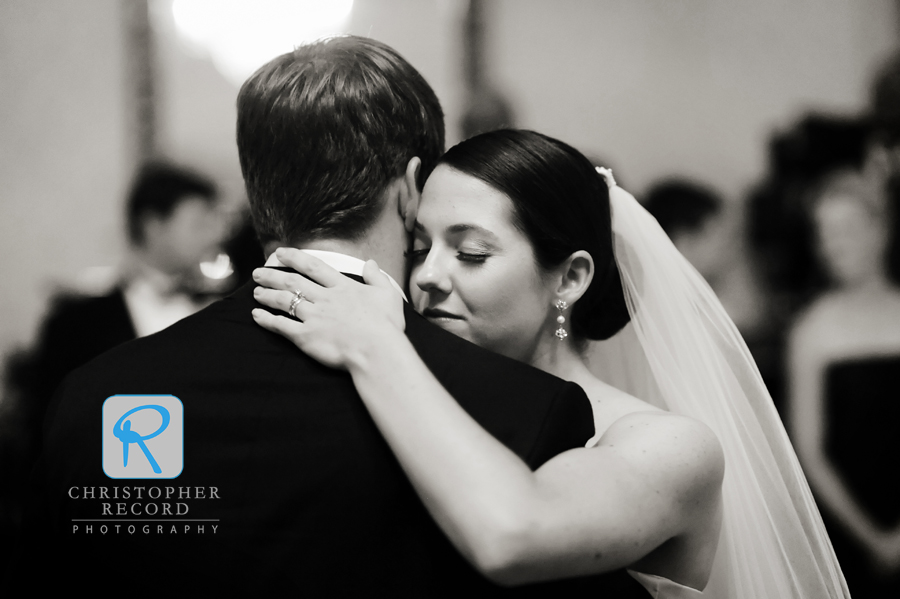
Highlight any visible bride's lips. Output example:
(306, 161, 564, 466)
(422, 307, 465, 322)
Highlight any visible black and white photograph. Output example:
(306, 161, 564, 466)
(2, 1, 899, 596)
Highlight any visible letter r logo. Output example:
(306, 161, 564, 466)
(103, 395, 183, 479)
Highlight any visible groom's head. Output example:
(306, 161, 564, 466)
(237, 36, 444, 250)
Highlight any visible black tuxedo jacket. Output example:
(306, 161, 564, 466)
(12, 288, 136, 444)
(12, 275, 645, 597)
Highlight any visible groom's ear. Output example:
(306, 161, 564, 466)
(398, 157, 422, 233)
(555, 250, 594, 305)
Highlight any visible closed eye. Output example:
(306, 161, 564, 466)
(457, 251, 489, 264)
(405, 248, 430, 263)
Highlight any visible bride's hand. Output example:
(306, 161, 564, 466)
(251, 248, 406, 371)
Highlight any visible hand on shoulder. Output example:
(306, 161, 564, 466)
(252, 249, 407, 371)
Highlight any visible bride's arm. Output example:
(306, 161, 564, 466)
(348, 339, 722, 584)
(252, 250, 724, 585)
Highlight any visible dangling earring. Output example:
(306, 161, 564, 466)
(554, 299, 568, 340)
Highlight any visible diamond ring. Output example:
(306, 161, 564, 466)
(288, 289, 307, 319)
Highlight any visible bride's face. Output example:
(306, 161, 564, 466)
(410, 165, 558, 362)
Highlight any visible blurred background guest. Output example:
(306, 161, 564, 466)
(787, 166, 900, 596)
(121, 162, 229, 334)
(643, 179, 725, 286)
(643, 179, 778, 407)
(746, 115, 874, 412)
(866, 50, 900, 194)
(22, 162, 228, 413)
(741, 47, 900, 596)
(0, 161, 261, 537)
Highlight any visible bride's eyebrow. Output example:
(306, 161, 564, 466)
(446, 223, 499, 242)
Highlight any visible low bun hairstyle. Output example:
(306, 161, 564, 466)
(438, 129, 630, 341)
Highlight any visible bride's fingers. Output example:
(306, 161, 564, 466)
(253, 286, 313, 319)
(361, 260, 393, 289)
(252, 268, 323, 299)
(251, 308, 304, 343)
(273, 248, 345, 287)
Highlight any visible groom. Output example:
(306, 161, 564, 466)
(12, 37, 605, 596)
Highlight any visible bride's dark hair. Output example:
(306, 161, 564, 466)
(438, 129, 630, 340)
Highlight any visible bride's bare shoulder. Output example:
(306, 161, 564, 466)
(580, 377, 662, 437)
(579, 377, 724, 489)
(601, 410, 725, 498)
(603, 410, 722, 456)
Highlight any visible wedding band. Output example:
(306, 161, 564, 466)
(288, 290, 307, 318)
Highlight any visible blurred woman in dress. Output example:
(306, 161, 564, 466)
(789, 167, 900, 597)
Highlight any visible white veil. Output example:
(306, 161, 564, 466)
(589, 168, 850, 598)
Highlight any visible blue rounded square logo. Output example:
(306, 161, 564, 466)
(103, 395, 183, 479)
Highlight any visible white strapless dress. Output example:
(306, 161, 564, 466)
(627, 571, 705, 598)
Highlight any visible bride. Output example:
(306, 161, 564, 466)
(251, 129, 849, 598)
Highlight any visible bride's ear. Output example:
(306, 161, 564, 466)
(398, 157, 422, 233)
(555, 250, 594, 306)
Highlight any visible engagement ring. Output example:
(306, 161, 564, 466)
(289, 290, 307, 319)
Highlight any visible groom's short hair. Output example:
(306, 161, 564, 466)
(237, 36, 445, 247)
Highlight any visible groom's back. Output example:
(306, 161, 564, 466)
(22, 286, 431, 595)
(10, 36, 628, 597)
(16, 282, 596, 597)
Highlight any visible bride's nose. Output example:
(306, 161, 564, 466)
(414, 251, 452, 295)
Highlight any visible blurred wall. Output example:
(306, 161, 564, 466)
(149, 0, 463, 201)
(0, 0, 897, 383)
(490, 0, 899, 198)
(0, 1, 131, 378)
(150, 0, 243, 201)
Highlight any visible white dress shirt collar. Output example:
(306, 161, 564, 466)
(265, 249, 408, 301)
